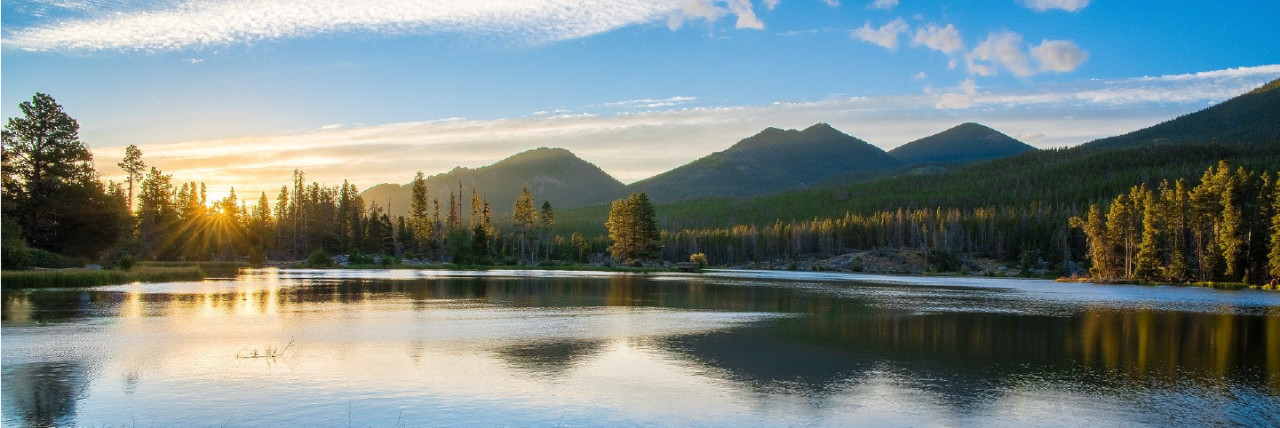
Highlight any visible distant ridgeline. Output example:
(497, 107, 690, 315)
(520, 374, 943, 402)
(4, 78, 1279, 282)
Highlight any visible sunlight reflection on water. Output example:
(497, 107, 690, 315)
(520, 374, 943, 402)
(3, 269, 1278, 427)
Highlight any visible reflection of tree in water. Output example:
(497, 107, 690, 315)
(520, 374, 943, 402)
(2, 362, 89, 427)
(492, 340, 607, 375)
(660, 305, 1280, 419)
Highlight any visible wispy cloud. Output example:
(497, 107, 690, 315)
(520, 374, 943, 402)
(5, 0, 776, 51)
(934, 78, 977, 109)
(600, 96, 699, 109)
(911, 23, 964, 55)
(852, 18, 909, 50)
(1019, 0, 1090, 12)
(868, 0, 897, 10)
(90, 65, 1280, 200)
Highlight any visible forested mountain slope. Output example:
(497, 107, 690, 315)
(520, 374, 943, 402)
(888, 122, 1035, 166)
(362, 147, 624, 218)
(627, 123, 903, 203)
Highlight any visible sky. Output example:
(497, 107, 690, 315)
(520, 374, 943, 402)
(2, 0, 1279, 202)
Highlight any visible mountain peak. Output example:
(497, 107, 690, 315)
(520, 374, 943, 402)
(888, 123, 1034, 166)
(630, 124, 901, 203)
(362, 147, 622, 217)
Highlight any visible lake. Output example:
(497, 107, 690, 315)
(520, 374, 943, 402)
(3, 268, 1279, 427)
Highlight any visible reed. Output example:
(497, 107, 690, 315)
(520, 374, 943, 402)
(1, 266, 206, 289)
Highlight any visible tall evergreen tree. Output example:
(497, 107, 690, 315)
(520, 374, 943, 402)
(1163, 179, 1191, 282)
(2, 93, 126, 257)
(605, 193, 659, 263)
(409, 171, 431, 252)
(117, 145, 145, 213)
(1134, 188, 1162, 281)
(1269, 177, 1280, 281)
(1217, 165, 1246, 281)
(1105, 192, 1137, 279)
(512, 188, 537, 263)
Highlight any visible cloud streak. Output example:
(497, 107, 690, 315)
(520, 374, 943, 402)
(89, 65, 1280, 201)
(1019, 0, 1090, 12)
(853, 18, 909, 50)
(4, 0, 775, 51)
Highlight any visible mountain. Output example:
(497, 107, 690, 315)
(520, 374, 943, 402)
(361, 147, 624, 218)
(556, 79, 1280, 234)
(888, 122, 1036, 166)
(627, 123, 903, 203)
(1084, 78, 1280, 149)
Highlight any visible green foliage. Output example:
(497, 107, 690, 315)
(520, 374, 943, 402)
(2, 239, 33, 270)
(306, 249, 333, 268)
(2, 93, 131, 259)
(28, 248, 80, 268)
(928, 250, 962, 273)
(446, 227, 474, 264)
(347, 252, 376, 265)
(101, 249, 136, 270)
(606, 193, 660, 262)
(1270, 178, 1280, 279)
(1080, 163, 1278, 285)
(690, 252, 708, 268)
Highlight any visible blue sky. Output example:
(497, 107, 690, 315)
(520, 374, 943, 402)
(2, 0, 1279, 200)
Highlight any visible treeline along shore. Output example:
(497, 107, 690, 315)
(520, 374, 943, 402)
(3, 89, 1280, 290)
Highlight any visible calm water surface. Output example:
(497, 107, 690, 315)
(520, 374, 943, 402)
(3, 269, 1279, 427)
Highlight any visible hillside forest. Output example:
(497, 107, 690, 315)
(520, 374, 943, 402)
(3, 84, 1280, 287)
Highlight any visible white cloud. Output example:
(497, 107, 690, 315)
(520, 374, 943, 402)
(5, 0, 776, 51)
(821, 0, 840, 6)
(725, 0, 764, 29)
(1031, 40, 1087, 72)
(666, 0, 766, 31)
(911, 23, 963, 55)
(1019, 0, 1090, 12)
(912, 71, 927, 80)
(868, 0, 897, 10)
(764, 0, 781, 10)
(89, 65, 1280, 198)
(967, 31, 1033, 76)
(935, 78, 977, 109)
(852, 18, 909, 50)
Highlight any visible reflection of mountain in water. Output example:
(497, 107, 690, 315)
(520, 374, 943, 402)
(662, 306, 1280, 407)
(2, 362, 90, 427)
(4, 272, 1278, 422)
(493, 340, 607, 375)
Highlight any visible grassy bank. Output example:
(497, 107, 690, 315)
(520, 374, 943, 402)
(1056, 277, 1277, 291)
(1, 261, 251, 289)
(1, 266, 206, 289)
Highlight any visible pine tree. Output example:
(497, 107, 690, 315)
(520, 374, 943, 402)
(2, 92, 125, 257)
(409, 171, 431, 252)
(1218, 165, 1245, 281)
(1105, 192, 1136, 279)
(1134, 188, 1162, 281)
(540, 201, 555, 261)
(1163, 179, 1190, 282)
(1269, 177, 1280, 282)
(512, 188, 537, 263)
(606, 193, 659, 263)
(117, 144, 145, 213)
